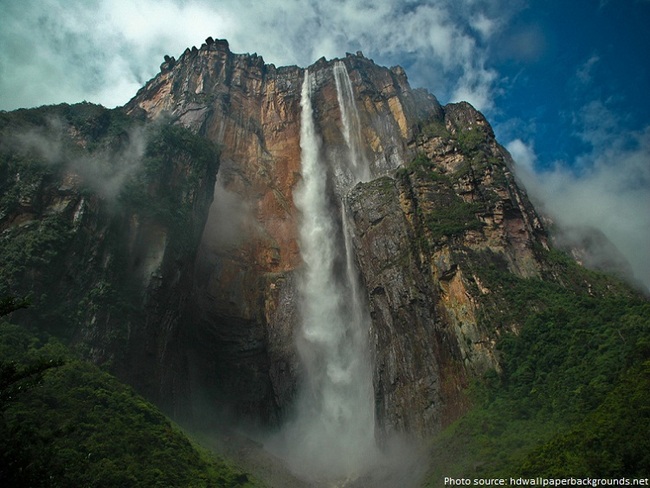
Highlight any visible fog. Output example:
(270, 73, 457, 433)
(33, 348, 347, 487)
(3, 115, 148, 201)
(507, 125, 650, 291)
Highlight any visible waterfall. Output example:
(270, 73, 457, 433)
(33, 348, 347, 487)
(333, 60, 371, 189)
(275, 66, 378, 482)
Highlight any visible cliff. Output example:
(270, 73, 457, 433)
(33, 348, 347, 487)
(119, 38, 549, 435)
(0, 104, 219, 418)
(2, 38, 639, 455)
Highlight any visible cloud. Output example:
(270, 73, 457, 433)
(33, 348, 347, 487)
(470, 13, 500, 40)
(572, 100, 621, 149)
(575, 54, 600, 85)
(501, 26, 650, 292)
(506, 138, 537, 172)
(5, 115, 148, 200)
(507, 114, 650, 290)
(0, 0, 521, 113)
(0, 0, 240, 110)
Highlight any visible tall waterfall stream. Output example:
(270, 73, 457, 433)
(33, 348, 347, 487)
(271, 62, 381, 483)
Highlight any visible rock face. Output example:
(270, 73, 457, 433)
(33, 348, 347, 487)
(0, 106, 219, 418)
(125, 40, 447, 427)
(1, 39, 550, 436)
(346, 103, 548, 434)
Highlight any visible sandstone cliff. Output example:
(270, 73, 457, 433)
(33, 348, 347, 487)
(2, 38, 549, 436)
(123, 39, 548, 434)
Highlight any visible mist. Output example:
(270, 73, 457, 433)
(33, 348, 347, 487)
(2, 115, 148, 202)
(201, 174, 259, 251)
(507, 126, 650, 291)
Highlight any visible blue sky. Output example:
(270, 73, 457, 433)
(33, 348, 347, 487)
(491, 0, 650, 167)
(1, 0, 649, 288)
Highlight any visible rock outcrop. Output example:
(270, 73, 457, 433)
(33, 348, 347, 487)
(346, 101, 548, 434)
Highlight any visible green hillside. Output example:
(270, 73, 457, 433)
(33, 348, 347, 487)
(0, 318, 261, 488)
(425, 249, 650, 484)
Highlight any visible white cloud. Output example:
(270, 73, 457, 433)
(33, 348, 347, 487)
(572, 99, 620, 149)
(0, 0, 236, 109)
(508, 120, 650, 290)
(470, 13, 499, 40)
(0, 0, 515, 112)
(506, 138, 537, 172)
(576, 53, 600, 85)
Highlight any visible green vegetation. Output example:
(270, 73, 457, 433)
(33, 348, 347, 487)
(519, 363, 650, 476)
(396, 152, 448, 181)
(0, 101, 139, 130)
(425, 199, 483, 240)
(457, 127, 486, 154)
(120, 123, 219, 244)
(0, 296, 30, 316)
(420, 120, 451, 139)
(397, 153, 484, 242)
(425, 249, 650, 484)
(0, 322, 260, 488)
(0, 216, 74, 297)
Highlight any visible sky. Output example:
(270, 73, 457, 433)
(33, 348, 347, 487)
(1, 0, 649, 289)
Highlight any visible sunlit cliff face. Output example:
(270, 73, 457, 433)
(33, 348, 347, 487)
(0, 38, 560, 486)
(120, 40, 551, 447)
